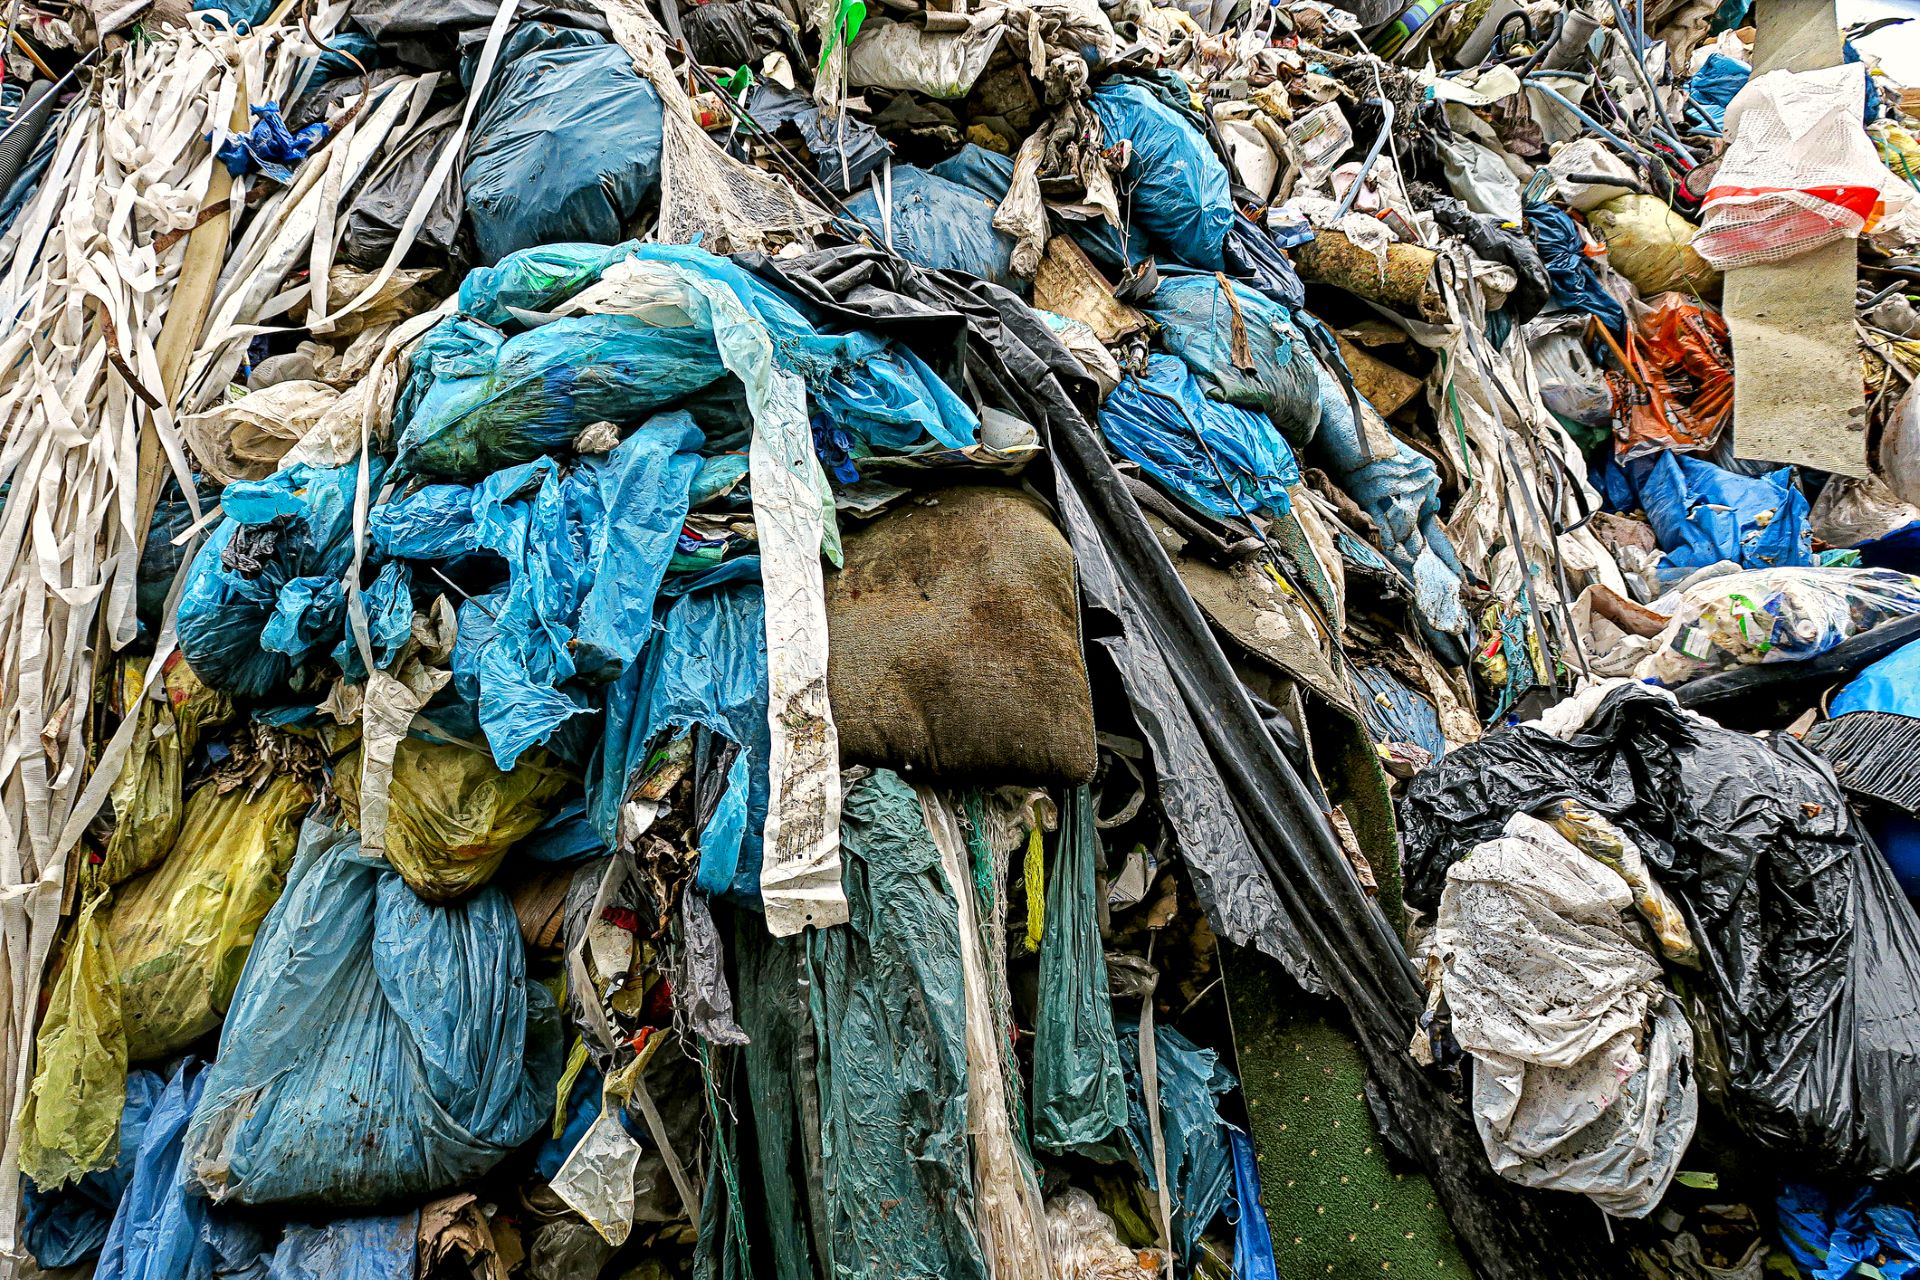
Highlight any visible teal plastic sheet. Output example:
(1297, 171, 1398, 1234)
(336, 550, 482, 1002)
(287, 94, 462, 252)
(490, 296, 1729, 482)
(1145, 275, 1321, 444)
(1098, 354, 1301, 522)
(1116, 1020, 1237, 1268)
(183, 817, 561, 1208)
(178, 461, 383, 700)
(736, 771, 987, 1280)
(1032, 786, 1129, 1153)
(375, 414, 703, 768)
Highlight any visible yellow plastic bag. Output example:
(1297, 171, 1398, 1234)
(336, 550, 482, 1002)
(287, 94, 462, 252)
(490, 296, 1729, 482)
(108, 772, 313, 1061)
(1586, 194, 1721, 301)
(336, 736, 567, 901)
(101, 654, 233, 886)
(17, 893, 128, 1188)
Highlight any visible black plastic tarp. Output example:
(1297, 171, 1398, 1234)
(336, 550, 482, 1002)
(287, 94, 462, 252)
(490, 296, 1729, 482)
(738, 242, 1636, 1280)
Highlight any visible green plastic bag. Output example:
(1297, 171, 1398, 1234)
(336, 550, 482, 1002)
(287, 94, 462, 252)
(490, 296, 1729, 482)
(100, 654, 232, 886)
(1031, 785, 1129, 1153)
(18, 893, 128, 1188)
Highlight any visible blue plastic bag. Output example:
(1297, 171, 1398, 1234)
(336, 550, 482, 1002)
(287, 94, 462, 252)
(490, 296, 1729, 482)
(926, 143, 1141, 274)
(462, 29, 663, 265)
(844, 164, 1020, 288)
(1145, 274, 1321, 442)
(178, 462, 381, 700)
(1689, 52, 1750, 129)
(98, 1060, 274, 1280)
(265, 1217, 415, 1280)
(214, 104, 328, 182)
(1098, 354, 1300, 523)
(1351, 665, 1447, 758)
(458, 241, 641, 327)
(1525, 201, 1627, 336)
(183, 817, 562, 1207)
(1227, 1129, 1279, 1280)
(1778, 1184, 1920, 1279)
(1635, 450, 1811, 581)
(24, 1070, 166, 1269)
(378, 414, 703, 768)
(1091, 80, 1234, 270)
(593, 558, 768, 904)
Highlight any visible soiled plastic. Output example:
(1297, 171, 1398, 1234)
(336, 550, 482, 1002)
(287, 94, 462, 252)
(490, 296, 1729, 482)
(1436, 814, 1694, 1218)
(843, 164, 1019, 288)
(1634, 566, 1920, 687)
(18, 895, 126, 1190)
(184, 817, 562, 1207)
(462, 27, 663, 265)
(109, 773, 313, 1060)
(335, 736, 567, 900)
(101, 656, 232, 886)
(1098, 354, 1301, 523)
(1144, 274, 1322, 443)
(1032, 787, 1129, 1153)
(1608, 293, 1736, 460)
(1585, 195, 1719, 300)
(1402, 683, 1920, 1178)
(1091, 80, 1234, 271)
(1538, 800, 1698, 965)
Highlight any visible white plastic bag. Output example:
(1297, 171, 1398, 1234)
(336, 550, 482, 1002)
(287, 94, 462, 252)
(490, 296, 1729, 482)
(1696, 63, 1915, 268)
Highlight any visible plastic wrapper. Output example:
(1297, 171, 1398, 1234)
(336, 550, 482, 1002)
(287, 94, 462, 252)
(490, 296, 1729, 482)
(1525, 201, 1626, 336)
(1097, 354, 1301, 523)
(1436, 814, 1694, 1218)
(1143, 274, 1322, 443)
(1403, 683, 1920, 1178)
(1603, 293, 1735, 459)
(1090, 80, 1234, 271)
(1045, 1187, 1162, 1279)
(101, 656, 232, 886)
(1538, 800, 1699, 965)
(109, 773, 313, 1060)
(1696, 63, 1916, 268)
(1634, 566, 1920, 687)
(1032, 787, 1129, 1152)
(461, 26, 663, 265)
(183, 817, 562, 1207)
(335, 736, 568, 900)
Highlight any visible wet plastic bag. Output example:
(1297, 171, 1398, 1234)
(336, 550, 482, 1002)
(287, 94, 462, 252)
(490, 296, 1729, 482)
(109, 773, 314, 1060)
(1098, 354, 1301, 523)
(462, 27, 663, 265)
(1696, 63, 1916, 268)
(1634, 566, 1920, 687)
(1606, 293, 1736, 460)
(1114, 1020, 1236, 1265)
(184, 817, 562, 1207)
(335, 736, 568, 900)
(1143, 274, 1322, 443)
(1091, 80, 1234, 271)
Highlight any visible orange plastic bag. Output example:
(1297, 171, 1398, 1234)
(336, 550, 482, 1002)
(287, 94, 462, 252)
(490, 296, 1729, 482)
(1599, 293, 1734, 459)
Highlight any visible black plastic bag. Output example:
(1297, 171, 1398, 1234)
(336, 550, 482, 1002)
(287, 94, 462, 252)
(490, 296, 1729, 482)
(340, 115, 465, 269)
(1401, 683, 1920, 1179)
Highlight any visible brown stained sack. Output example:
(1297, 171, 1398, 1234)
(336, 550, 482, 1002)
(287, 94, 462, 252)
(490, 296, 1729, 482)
(825, 485, 1096, 785)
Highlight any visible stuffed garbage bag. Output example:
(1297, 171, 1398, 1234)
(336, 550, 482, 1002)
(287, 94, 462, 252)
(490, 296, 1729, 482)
(183, 815, 562, 1207)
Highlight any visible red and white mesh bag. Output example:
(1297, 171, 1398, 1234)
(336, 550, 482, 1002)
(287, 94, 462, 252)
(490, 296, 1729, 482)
(1695, 63, 1914, 269)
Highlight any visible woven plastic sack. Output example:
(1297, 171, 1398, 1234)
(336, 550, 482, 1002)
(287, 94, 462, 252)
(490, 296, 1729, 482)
(334, 736, 568, 901)
(1696, 64, 1915, 268)
(109, 773, 313, 1061)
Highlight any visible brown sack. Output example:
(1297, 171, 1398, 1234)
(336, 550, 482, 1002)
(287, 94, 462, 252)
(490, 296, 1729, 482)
(825, 485, 1096, 785)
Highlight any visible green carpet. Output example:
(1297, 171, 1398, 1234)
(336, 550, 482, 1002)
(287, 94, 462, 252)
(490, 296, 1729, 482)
(1227, 949, 1473, 1278)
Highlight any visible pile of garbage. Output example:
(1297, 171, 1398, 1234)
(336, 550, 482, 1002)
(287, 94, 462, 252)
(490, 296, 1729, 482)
(2, 0, 1920, 1274)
